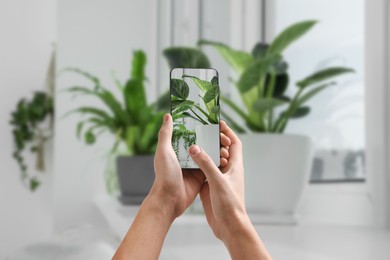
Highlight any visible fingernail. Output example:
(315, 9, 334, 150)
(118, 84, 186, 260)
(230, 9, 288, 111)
(189, 145, 201, 156)
(164, 114, 170, 122)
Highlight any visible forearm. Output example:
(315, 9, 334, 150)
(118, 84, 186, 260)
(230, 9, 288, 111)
(113, 193, 175, 260)
(222, 215, 272, 260)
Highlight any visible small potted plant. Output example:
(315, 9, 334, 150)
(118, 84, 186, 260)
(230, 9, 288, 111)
(194, 20, 354, 222)
(64, 50, 169, 204)
(10, 91, 54, 191)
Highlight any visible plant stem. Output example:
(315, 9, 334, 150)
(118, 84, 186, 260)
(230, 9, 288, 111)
(274, 88, 303, 132)
(266, 73, 276, 131)
(189, 108, 209, 125)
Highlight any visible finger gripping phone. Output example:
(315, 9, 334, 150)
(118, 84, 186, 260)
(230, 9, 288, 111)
(170, 68, 220, 169)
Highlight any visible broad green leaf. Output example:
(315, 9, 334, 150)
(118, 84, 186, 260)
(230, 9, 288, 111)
(203, 87, 218, 103)
(252, 98, 287, 112)
(163, 47, 210, 69)
(171, 100, 194, 111)
(291, 106, 310, 118)
(211, 106, 220, 113)
(211, 76, 219, 87)
(267, 20, 317, 56)
(296, 67, 354, 88)
(296, 82, 334, 107)
(170, 79, 189, 99)
(183, 75, 212, 92)
(124, 79, 147, 120)
(198, 39, 253, 73)
(237, 54, 281, 93)
(131, 50, 147, 80)
(264, 73, 289, 97)
(273, 60, 289, 75)
(252, 42, 269, 60)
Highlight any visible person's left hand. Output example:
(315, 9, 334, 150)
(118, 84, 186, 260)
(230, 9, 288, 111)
(148, 113, 230, 220)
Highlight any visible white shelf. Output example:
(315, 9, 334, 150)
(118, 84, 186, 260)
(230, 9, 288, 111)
(95, 196, 390, 260)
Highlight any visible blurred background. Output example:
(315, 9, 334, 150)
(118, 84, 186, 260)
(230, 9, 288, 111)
(1, 0, 389, 259)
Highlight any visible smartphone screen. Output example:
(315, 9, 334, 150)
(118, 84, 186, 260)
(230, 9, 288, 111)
(170, 68, 220, 169)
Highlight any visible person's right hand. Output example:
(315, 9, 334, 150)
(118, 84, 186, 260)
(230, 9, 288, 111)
(189, 121, 272, 260)
(189, 120, 246, 240)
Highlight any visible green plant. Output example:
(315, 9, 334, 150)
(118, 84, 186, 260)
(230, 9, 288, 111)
(171, 75, 219, 125)
(198, 20, 355, 133)
(65, 50, 167, 155)
(10, 91, 54, 191)
(171, 124, 196, 167)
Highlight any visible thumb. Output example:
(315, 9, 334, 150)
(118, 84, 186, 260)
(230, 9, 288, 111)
(156, 113, 173, 151)
(189, 145, 222, 183)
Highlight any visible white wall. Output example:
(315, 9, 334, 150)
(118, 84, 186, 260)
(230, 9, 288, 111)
(0, 0, 56, 255)
(54, 0, 160, 230)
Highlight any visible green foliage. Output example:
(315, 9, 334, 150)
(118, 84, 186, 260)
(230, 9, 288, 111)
(64, 50, 166, 155)
(199, 20, 355, 133)
(10, 91, 54, 191)
(170, 75, 219, 125)
(163, 47, 211, 69)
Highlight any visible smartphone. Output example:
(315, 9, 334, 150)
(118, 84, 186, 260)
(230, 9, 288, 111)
(170, 68, 220, 169)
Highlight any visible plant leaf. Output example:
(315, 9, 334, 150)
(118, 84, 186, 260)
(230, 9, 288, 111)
(220, 95, 251, 123)
(264, 73, 289, 97)
(183, 75, 212, 92)
(296, 67, 354, 88)
(126, 126, 140, 154)
(203, 87, 218, 103)
(267, 20, 317, 56)
(252, 42, 269, 60)
(170, 79, 189, 100)
(62, 68, 100, 86)
(163, 47, 210, 69)
(84, 131, 96, 144)
(237, 54, 281, 93)
(30, 178, 40, 191)
(291, 106, 311, 118)
(296, 82, 334, 107)
(252, 98, 287, 113)
(198, 39, 253, 73)
(211, 105, 220, 113)
(221, 111, 246, 133)
(124, 79, 147, 121)
(131, 50, 147, 80)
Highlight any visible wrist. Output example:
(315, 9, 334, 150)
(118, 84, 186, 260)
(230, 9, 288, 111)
(220, 211, 256, 244)
(142, 191, 176, 224)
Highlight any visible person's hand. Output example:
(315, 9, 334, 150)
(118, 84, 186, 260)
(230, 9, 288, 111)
(189, 120, 245, 239)
(189, 121, 272, 259)
(148, 113, 230, 220)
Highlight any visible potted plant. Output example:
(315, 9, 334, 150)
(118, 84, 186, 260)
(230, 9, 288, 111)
(64, 50, 169, 204)
(10, 91, 54, 191)
(195, 20, 354, 223)
(64, 48, 208, 204)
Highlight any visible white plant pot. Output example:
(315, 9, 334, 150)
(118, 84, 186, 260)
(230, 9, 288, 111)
(239, 133, 313, 224)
